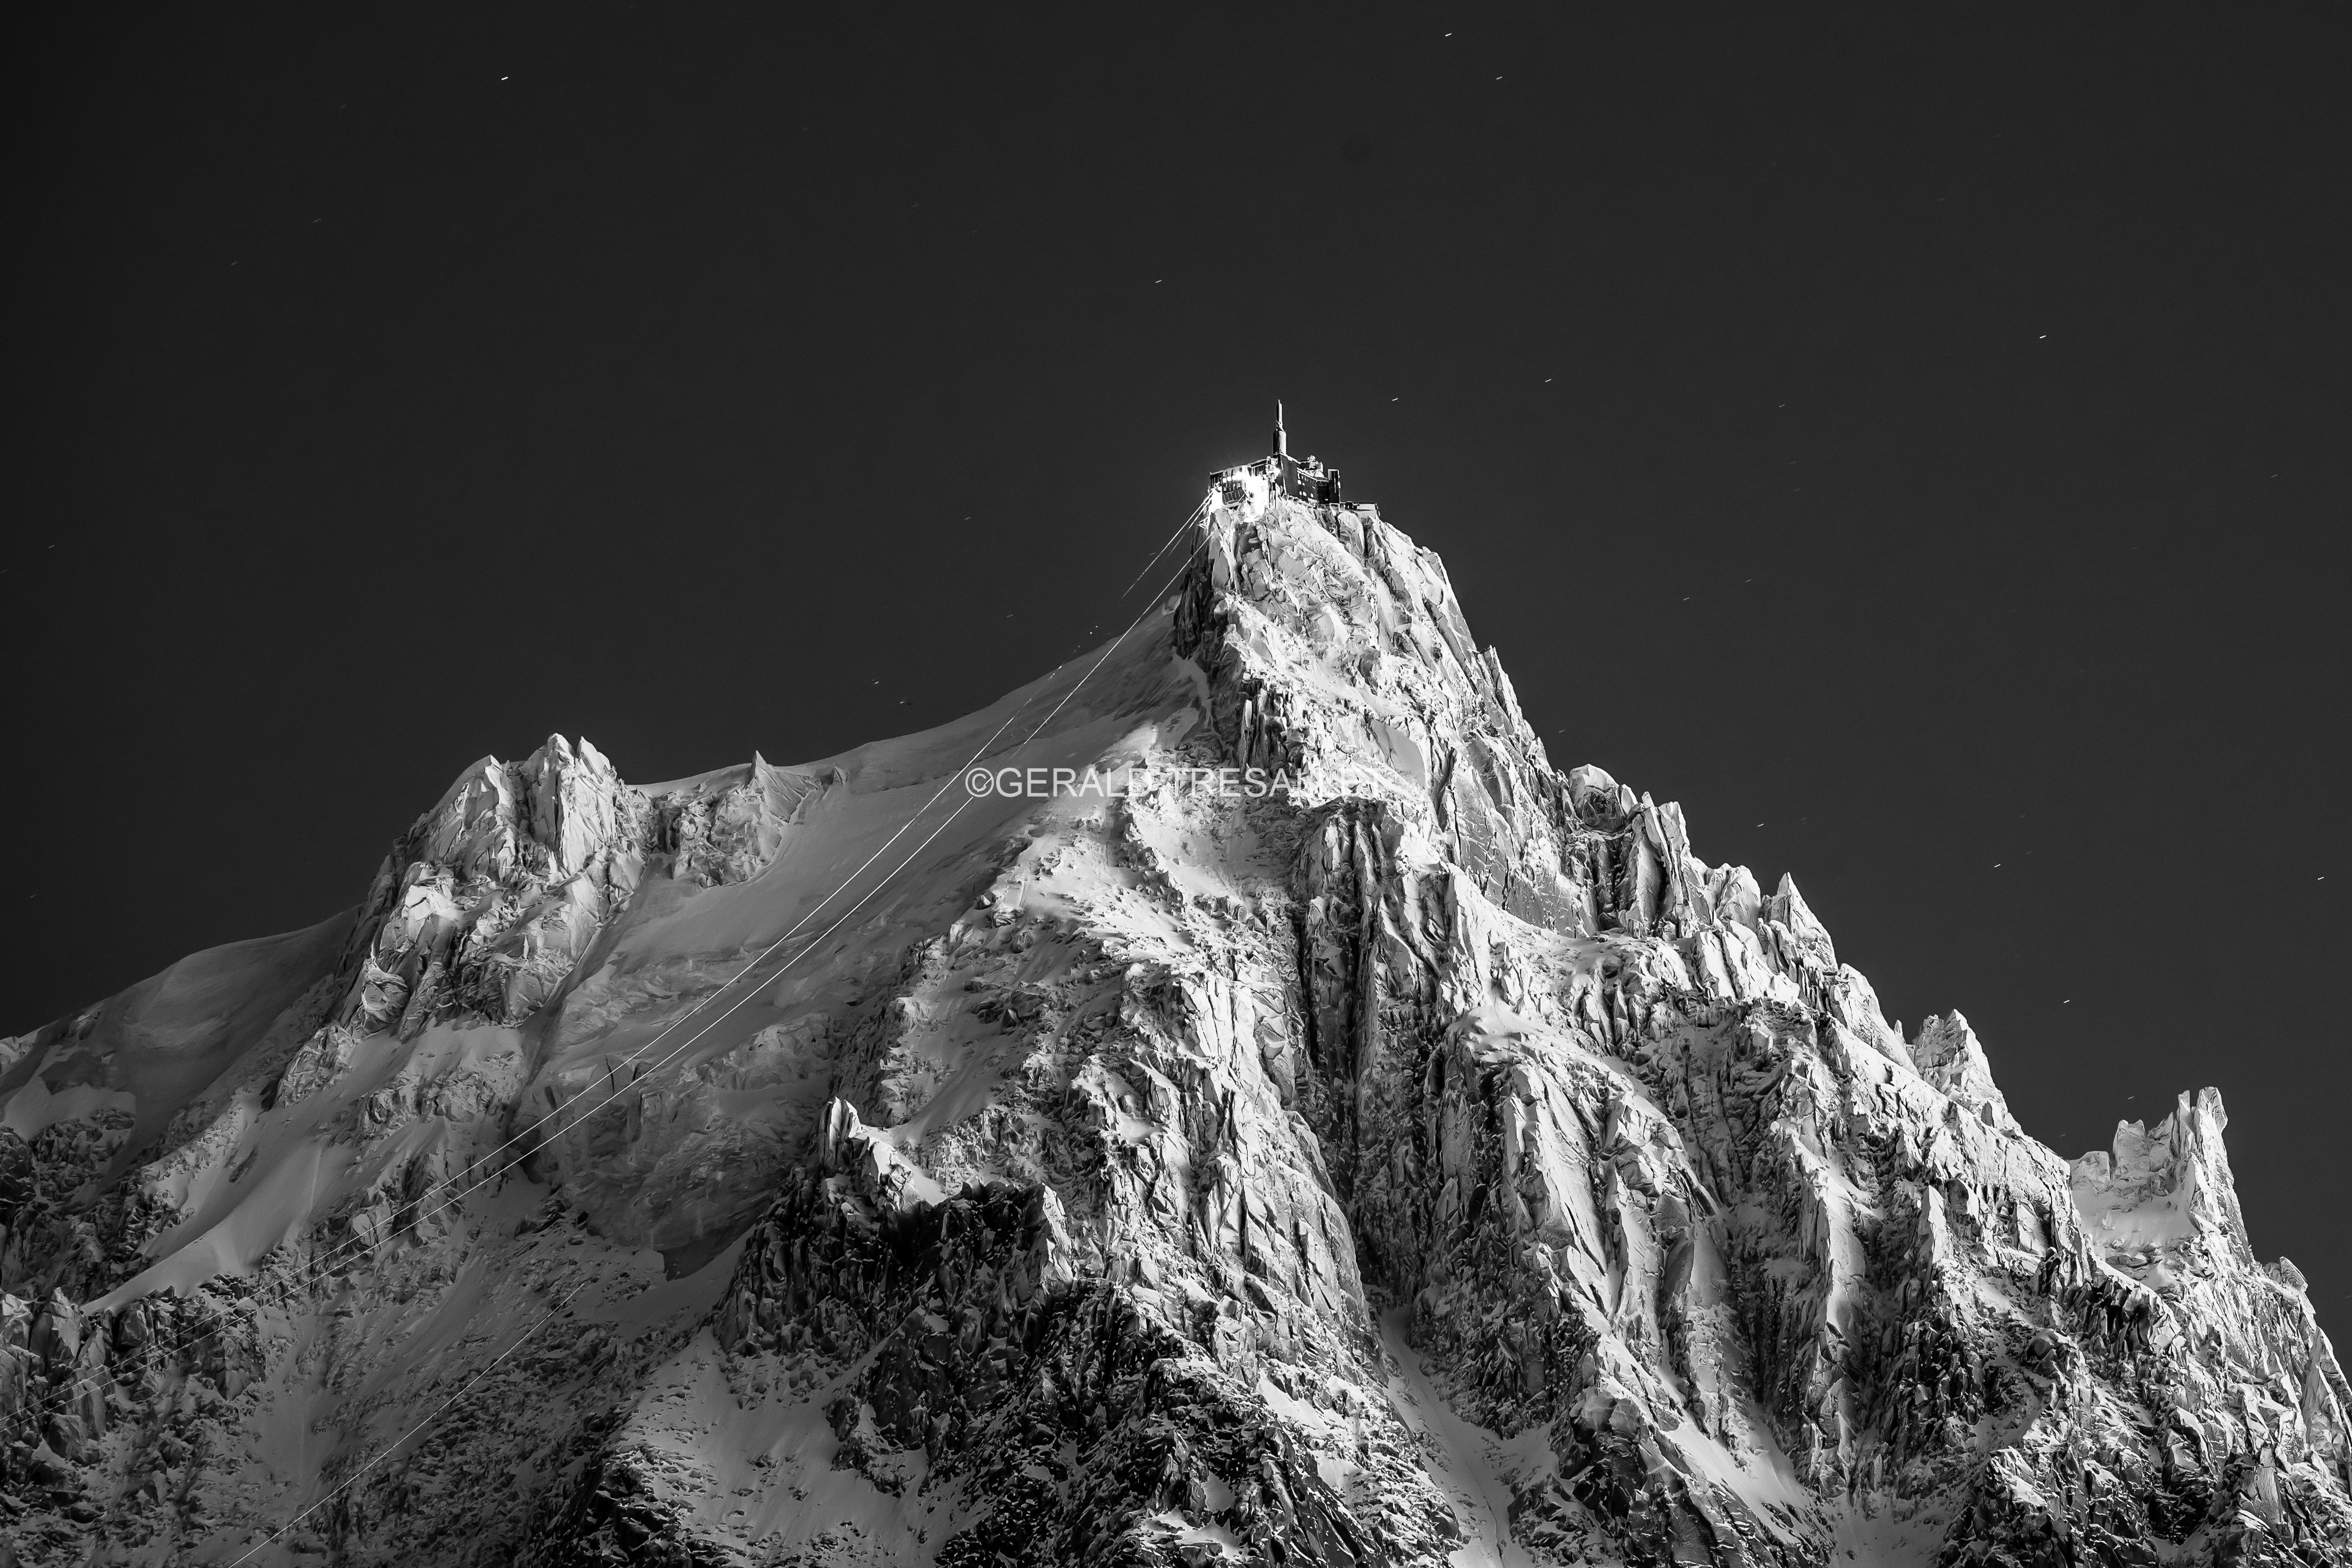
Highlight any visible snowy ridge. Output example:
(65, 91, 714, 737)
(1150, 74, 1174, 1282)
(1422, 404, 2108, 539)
(0, 474, 2345, 1566)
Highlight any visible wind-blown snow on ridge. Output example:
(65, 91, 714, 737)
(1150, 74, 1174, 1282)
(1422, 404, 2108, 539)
(1, 481, 2345, 1566)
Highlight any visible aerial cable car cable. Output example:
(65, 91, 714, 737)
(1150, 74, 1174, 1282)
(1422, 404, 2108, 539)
(213, 534, 1213, 1556)
(1118, 496, 1208, 601)
(4, 508, 1217, 1455)
(7, 519, 1212, 1449)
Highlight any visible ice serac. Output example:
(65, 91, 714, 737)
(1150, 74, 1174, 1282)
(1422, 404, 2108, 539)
(0, 469, 2346, 1567)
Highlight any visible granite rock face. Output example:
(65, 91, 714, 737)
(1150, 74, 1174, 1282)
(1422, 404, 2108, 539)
(0, 482, 2344, 1567)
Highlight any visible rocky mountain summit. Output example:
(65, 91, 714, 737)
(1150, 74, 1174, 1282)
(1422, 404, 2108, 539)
(2, 472, 2345, 1567)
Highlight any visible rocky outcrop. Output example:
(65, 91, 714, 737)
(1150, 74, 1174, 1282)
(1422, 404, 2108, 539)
(0, 476, 2343, 1566)
(332, 734, 654, 1035)
(321, 739, 820, 1044)
(652, 753, 830, 890)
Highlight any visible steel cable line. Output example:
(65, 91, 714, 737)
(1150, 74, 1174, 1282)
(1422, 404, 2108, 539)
(1117, 496, 1207, 601)
(9, 521, 1208, 1447)
(206, 533, 1208, 1552)
(4, 511, 1213, 1453)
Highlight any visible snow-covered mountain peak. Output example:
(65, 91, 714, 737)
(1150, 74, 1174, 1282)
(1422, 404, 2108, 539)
(1, 461, 2344, 1566)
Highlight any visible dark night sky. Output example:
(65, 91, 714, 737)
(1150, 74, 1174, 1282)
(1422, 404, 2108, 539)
(6, 8, 2346, 1329)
